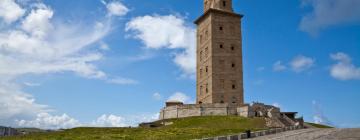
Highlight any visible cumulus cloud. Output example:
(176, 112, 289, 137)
(103, 0, 129, 17)
(0, 0, 131, 128)
(167, 92, 193, 104)
(330, 52, 360, 80)
(300, 0, 360, 35)
(21, 4, 53, 38)
(126, 15, 196, 77)
(91, 113, 158, 127)
(0, 0, 26, 24)
(290, 55, 315, 72)
(273, 61, 287, 72)
(92, 114, 126, 127)
(16, 113, 159, 129)
(0, 83, 47, 126)
(16, 113, 81, 130)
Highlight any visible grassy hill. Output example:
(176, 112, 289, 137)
(305, 122, 333, 128)
(1, 116, 267, 140)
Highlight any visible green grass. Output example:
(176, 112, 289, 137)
(306, 122, 333, 128)
(1, 116, 267, 140)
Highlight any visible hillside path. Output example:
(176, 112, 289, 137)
(250, 128, 360, 140)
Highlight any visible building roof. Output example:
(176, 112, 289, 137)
(194, 8, 243, 25)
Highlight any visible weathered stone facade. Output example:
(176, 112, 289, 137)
(195, 0, 244, 105)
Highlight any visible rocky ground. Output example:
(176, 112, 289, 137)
(250, 128, 360, 140)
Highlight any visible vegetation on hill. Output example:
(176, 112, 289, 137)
(1, 116, 267, 140)
(305, 122, 333, 128)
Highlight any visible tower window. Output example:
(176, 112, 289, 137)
(206, 84, 209, 93)
(232, 80, 236, 89)
(220, 100, 224, 103)
(205, 30, 209, 39)
(220, 44, 223, 48)
(219, 26, 223, 31)
(232, 63, 235, 68)
(231, 46, 235, 51)
(206, 66, 208, 73)
(223, 1, 226, 7)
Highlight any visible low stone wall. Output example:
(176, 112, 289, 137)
(159, 103, 242, 120)
(199, 125, 304, 140)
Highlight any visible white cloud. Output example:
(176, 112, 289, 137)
(167, 92, 193, 104)
(0, 83, 48, 126)
(330, 52, 360, 80)
(92, 114, 126, 127)
(107, 77, 138, 85)
(152, 92, 162, 100)
(0, 0, 25, 24)
(290, 55, 315, 72)
(14, 113, 159, 129)
(0, 0, 131, 127)
(126, 15, 196, 77)
(91, 113, 159, 127)
(21, 4, 53, 38)
(16, 113, 81, 130)
(300, 0, 360, 35)
(105, 1, 129, 17)
(273, 61, 287, 72)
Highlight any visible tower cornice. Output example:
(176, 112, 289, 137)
(194, 8, 243, 25)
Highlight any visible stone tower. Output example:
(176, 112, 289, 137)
(195, 0, 244, 105)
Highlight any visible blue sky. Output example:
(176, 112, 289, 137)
(0, 0, 359, 129)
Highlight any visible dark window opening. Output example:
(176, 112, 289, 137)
(232, 101, 236, 104)
(206, 66, 208, 72)
(220, 44, 223, 48)
(206, 88, 208, 93)
(223, 1, 226, 7)
(220, 101, 224, 103)
(232, 63, 235, 68)
(219, 26, 223, 31)
(232, 84, 236, 89)
(231, 46, 235, 50)
(199, 101, 203, 104)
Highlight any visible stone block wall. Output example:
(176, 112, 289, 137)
(159, 103, 241, 120)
